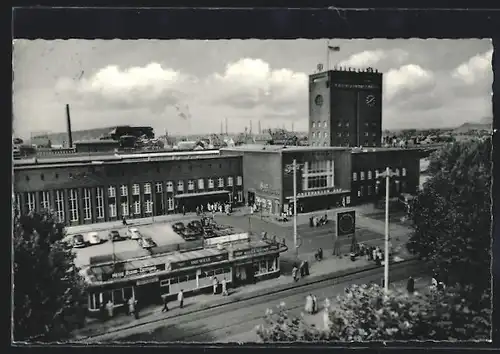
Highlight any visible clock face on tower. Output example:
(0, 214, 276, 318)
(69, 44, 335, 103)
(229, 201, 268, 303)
(365, 94, 376, 107)
(315, 95, 324, 106)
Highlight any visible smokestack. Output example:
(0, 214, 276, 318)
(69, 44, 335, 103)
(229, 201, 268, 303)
(225, 117, 228, 135)
(250, 120, 253, 135)
(65, 104, 73, 148)
(220, 120, 223, 134)
(258, 120, 262, 134)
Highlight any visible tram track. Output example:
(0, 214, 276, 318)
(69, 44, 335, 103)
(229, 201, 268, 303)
(81, 259, 423, 343)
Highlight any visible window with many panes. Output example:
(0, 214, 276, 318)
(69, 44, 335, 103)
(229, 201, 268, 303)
(198, 179, 204, 189)
(155, 182, 163, 193)
(40, 191, 50, 210)
(109, 203, 117, 218)
(177, 181, 184, 192)
(108, 186, 116, 198)
(237, 191, 243, 202)
(145, 200, 153, 214)
(352, 172, 357, 181)
(120, 185, 128, 197)
(55, 190, 65, 222)
(96, 187, 105, 219)
(218, 178, 224, 188)
(402, 168, 407, 176)
(144, 183, 152, 195)
(69, 189, 79, 222)
(360, 171, 365, 180)
(367, 170, 372, 180)
(237, 176, 242, 186)
(188, 180, 195, 191)
(166, 181, 173, 192)
(132, 184, 140, 195)
(167, 197, 174, 211)
(121, 202, 129, 216)
(83, 188, 92, 220)
(227, 177, 233, 187)
(208, 178, 214, 189)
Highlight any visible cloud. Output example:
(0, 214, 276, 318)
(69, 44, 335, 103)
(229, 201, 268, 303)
(384, 64, 435, 101)
(452, 49, 492, 85)
(209, 58, 308, 111)
(55, 63, 188, 112)
(338, 49, 409, 69)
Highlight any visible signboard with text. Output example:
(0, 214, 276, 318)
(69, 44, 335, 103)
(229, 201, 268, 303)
(110, 263, 166, 280)
(233, 244, 279, 258)
(333, 83, 379, 90)
(169, 253, 229, 271)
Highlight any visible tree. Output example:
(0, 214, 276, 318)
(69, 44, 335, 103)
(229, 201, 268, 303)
(13, 211, 86, 342)
(408, 137, 492, 294)
(256, 284, 491, 342)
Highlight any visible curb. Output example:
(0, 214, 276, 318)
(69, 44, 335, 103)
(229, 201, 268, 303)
(74, 257, 418, 341)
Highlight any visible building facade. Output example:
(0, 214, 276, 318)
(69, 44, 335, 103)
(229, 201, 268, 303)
(350, 148, 421, 204)
(309, 68, 383, 148)
(221, 146, 353, 214)
(13, 151, 245, 226)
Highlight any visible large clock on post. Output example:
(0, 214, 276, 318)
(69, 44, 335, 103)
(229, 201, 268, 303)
(365, 94, 376, 107)
(336, 210, 356, 237)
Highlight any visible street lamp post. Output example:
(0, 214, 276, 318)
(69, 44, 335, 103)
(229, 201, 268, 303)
(292, 159, 298, 258)
(377, 167, 397, 293)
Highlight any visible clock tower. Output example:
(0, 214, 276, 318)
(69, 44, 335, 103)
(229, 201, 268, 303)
(308, 67, 383, 147)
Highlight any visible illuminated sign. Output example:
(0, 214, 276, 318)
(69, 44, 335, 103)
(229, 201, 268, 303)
(170, 253, 229, 271)
(111, 264, 165, 279)
(233, 244, 279, 258)
(333, 83, 379, 90)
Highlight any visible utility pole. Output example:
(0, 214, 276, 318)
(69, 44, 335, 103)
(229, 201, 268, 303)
(293, 159, 298, 257)
(377, 167, 397, 292)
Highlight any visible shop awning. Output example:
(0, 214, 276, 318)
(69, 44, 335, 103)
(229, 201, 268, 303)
(174, 190, 229, 198)
(285, 188, 350, 200)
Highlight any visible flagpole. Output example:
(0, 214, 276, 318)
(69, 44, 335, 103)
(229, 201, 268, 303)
(326, 40, 330, 71)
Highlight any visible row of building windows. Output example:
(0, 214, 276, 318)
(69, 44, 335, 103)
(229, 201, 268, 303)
(311, 131, 328, 139)
(356, 180, 407, 197)
(106, 176, 242, 197)
(312, 121, 328, 128)
(352, 168, 407, 181)
(309, 142, 330, 147)
(16, 187, 244, 223)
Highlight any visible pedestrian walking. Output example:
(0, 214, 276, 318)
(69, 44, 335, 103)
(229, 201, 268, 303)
(406, 276, 415, 294)
(222, 278, 228, 296)
(134, 299, 140, 319)
(212, 276, 219, 295)
(312, 295, 318, 314)
(106, 299, 114, 318)
(162, 295, 169, 312)
(128, 297, 136, 317)
(292, 266, 299, 282)
(182, 205, 186, 215)
(178, 289, 184, 308)
(305, 294, 313, 314)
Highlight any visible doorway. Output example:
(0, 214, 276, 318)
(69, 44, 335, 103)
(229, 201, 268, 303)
(136, 281, 161, 306)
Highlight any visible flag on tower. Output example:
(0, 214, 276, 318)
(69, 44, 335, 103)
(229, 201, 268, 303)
(328, 45, 340, 51)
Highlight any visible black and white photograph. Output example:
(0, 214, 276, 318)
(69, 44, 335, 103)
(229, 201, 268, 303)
(12, 38, 493, 343)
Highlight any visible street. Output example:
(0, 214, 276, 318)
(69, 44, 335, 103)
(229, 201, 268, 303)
(83, 260, 426, 343)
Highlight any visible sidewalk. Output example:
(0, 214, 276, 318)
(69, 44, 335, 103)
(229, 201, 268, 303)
(72, 252, 383, 340)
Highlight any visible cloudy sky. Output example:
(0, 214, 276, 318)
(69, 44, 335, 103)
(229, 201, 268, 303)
(13, 39, 492, 139)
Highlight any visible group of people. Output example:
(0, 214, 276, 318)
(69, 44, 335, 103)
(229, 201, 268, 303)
(292, 261, 310, 282)
(357, 244, 385, 266)
(162, 289, 184, 312)
(309, 214, 329, 227)
(212, 276, 229, 296)
(304, 294, 319, 314)
(197, 202, 232, 216)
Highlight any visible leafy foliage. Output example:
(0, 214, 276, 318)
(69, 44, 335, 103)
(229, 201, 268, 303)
(256, 284, 491, 342)
(409, 137, 491, 293)
(13, 211, 86, 342)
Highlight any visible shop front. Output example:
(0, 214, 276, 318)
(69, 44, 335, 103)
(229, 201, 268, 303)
(83, 241, 287, 316)
(175, 190, 231, 212)
(285, 187, 351, 213)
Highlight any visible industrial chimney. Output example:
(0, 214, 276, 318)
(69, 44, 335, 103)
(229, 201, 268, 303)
(65, 104, 73, 148)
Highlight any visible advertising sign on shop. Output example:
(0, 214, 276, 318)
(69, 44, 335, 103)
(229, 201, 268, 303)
(110, 264, 166, 279)
(204, 233, 249, 247)
(170, 253, 229, 271)
(233, 244, 279, 258)
(136, 276, 159, 286)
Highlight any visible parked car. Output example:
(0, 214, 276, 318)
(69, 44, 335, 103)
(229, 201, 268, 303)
(172, 222, 185, 232)
(86, 232, 101, 245)
(181, 228, 202, 241)
(138, 237, 157, 249)
(127, 227, 142, 240)
(109, 230, 125, 242)
(187, 220, 203, 231)
(73, 234, 87, 248)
